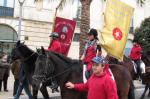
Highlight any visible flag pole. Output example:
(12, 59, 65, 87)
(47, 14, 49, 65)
(49, 0, 64, 46)
(52, 0, 65, 32)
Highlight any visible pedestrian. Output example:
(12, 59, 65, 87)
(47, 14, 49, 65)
(11, 59, 22, 96)
(0, 53, 10, 92)
(130, 40, 142, 79)
(14, 63, 32, 99)
(0, 54, 5, 92)
(80, 28, 101, 79)
(66, 56, 118, 99)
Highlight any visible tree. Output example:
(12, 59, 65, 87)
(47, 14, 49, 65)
(35, 0, 145, 57)
(134, 16, 150, 52)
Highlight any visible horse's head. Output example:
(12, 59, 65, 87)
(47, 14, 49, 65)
(10, 41, 24, 63)
(33, 47, 55, 88)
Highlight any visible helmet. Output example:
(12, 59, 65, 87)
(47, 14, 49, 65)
(49, 32, 59, 38)
(88, 29, 98, 37)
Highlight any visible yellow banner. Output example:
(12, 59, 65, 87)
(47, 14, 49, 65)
(100, 0, 134, 60)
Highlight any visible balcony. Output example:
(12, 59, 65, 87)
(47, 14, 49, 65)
(0, 6, 14, 17)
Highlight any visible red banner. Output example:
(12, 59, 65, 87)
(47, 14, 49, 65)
(53, 17, 76, 56)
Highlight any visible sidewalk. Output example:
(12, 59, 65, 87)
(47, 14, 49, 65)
(0, 72, 145, 99)
(0, 72, 60, 99)
(134, 80, 145, 89)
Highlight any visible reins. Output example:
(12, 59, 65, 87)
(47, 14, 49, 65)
(23, 52, 37, 62)
(43, 66, 72, 82)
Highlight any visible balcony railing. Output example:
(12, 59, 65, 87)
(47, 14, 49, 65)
(0, 6, 14, 17)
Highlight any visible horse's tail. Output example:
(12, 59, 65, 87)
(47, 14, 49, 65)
(128, 81, 135, 99)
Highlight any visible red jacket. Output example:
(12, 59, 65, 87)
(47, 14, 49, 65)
(74, 72, 118, 99)
(83, 41, 97, 71)
(130, 44, 142, 60)
(48, 40, 62, 54)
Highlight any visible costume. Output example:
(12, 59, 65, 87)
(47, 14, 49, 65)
(48, 40, 62, 54)
(83, 40, 97, 72)
(130, 43, 142, 77)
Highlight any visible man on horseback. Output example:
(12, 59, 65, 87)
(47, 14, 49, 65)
(48, 32, 62, 93)
(48, 32, 62, 53)
(130, 40, 142, 79)
(80, 29, 101, 79)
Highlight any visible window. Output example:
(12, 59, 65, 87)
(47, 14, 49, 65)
(73, 33, 80, 42)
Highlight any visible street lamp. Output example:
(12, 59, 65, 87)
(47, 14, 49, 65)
(18, 0, 25, 40)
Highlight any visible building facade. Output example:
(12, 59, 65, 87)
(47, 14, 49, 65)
(0, 0, 150, 58)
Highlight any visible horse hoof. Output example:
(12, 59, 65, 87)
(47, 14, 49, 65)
(140, 95, 144, 99)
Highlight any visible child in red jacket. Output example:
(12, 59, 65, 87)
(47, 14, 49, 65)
(66, 56, 118, 99)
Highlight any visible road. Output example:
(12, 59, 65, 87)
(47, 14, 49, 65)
(0, 73, 150, 99)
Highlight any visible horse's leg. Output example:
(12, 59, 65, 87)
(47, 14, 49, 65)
(140, 84, 149, 99)
(128, 82, 135, 99)
(148, 85, 150, 97)
(32, 87, 38, 99)
(40, 83, 50, 99)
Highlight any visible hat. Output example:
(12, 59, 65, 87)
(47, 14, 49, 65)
(92, 56, 105, 64)
(88, 29, 98, 37)
(49, 32, 59, 38)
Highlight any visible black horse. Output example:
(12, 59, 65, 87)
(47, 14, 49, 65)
(140, 50, 150, 99)
(10, 41, 51, 99)
(34, 47, 134, 99)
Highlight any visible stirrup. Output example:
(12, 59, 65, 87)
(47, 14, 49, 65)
(52, 88, 59, 93)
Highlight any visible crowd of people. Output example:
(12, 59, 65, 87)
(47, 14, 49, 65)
(0, 28, 143, 99)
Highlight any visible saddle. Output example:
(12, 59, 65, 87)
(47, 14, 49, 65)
(132, 60, 145, 74)
(146, 67, 150, 73)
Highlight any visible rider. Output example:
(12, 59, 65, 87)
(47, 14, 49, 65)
(130, 40, 142, 79)
(48, 32, 61, 93)
(80, 28, 101, 79)
(48, 32, 61, 53)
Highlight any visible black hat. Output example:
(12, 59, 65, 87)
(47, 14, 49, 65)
(49, 32, 59, 38)
(88, 29, 98, 37)
(133, 39, 138, 43)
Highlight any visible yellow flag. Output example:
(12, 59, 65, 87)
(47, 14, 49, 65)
(100, 0, 134, 60)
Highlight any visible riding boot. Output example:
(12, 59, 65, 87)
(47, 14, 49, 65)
(85, 71, 90, 79)
(50, 80, 59, 93)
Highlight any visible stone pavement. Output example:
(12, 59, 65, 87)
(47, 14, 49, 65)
(0, 72, 147, 99)
(0, 72, 60, 99)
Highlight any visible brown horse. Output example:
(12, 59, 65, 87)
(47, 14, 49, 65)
(106, 54, 150, 99)
(106, 55, 135, 79)
(33, 47, 134, 99)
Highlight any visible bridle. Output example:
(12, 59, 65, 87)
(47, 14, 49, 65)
(33, 54, 72, 83)
(13, 44, 38, 62)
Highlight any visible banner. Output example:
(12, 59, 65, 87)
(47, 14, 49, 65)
(53, 17, 76, 56)
(100, 0, 134, 60)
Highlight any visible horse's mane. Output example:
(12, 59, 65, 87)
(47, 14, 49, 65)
(49, 51, 81, 65)
(17, 43, 35, 56)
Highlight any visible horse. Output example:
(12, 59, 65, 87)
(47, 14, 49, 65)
(140, 50, 150, 99)
(106, 55, 135, 79)
(33, 47, 134, 99)
(10, 41, 51, 99)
